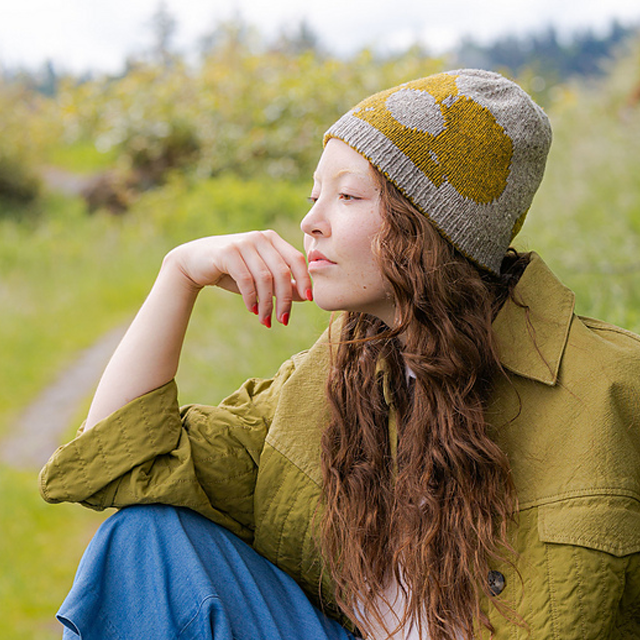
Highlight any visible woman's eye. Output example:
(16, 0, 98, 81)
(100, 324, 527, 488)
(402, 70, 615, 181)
(339, 193, 358, 201)
(307, 195, 318, 204)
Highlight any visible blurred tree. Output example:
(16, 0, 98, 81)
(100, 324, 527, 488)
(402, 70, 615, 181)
(148, 1, 179, 68)
(0, 82, 45, 212)
(272, 20, 323, 56)
(37, 60, 58, 97)
(454, 19, 638, 102)
(198, 15, 262, 59)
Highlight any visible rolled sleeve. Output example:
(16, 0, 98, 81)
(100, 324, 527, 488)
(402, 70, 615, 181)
(39, 380, 182, 506)
(39, 358, 296, 543)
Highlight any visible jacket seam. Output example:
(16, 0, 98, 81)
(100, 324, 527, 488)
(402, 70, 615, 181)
(94, 416, 117, 498)
(597, 550, 608, 633)
(274, 466, 306, 572)
(545, 541, 560, 640)
(519, 489, 640, 510)
(253, 449, 291, 543)
(579, 316, 640, 344)
(75, 439, 96, 505)
(266, 436, 322, 488)
(572, 545, 588, 638)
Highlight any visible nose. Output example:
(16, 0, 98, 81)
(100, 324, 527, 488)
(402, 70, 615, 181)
(300, 198, 330, 237)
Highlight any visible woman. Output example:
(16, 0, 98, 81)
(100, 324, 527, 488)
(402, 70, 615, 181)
(40, 69, 640, 639)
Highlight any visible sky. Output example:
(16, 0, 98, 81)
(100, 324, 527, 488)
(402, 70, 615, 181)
(0, 0, 639, 74)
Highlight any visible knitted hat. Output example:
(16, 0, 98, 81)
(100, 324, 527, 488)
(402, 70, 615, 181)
(324, 69, 552, 274)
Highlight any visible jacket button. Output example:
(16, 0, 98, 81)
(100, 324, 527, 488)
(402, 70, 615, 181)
(488, 570, 506, 596)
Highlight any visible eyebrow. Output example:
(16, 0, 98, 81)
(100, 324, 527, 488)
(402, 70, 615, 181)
(312, 168, 373, 182)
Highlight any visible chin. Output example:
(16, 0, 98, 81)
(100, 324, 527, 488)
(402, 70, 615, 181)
(311, 296, 344, 314)
(311, 286, 394, 321)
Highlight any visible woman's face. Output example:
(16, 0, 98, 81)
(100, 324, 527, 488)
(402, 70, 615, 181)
(301, 139, 395, 325)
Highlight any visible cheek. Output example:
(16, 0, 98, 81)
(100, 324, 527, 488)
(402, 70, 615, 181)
(348, 226, 382, 273)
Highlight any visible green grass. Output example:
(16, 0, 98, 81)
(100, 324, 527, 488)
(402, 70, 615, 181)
(0, 192, 164, 437)
(0, 465, 107, 640)
(44, 140, 119, 174)
(178, 288, 330, 404)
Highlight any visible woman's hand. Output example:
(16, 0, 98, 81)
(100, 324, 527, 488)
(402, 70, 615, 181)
(165, 230, 312, 327)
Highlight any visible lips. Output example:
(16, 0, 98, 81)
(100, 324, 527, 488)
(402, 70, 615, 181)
(307, 250, 336, 266)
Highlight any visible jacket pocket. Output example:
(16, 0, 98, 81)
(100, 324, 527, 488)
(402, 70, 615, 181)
(538, 494, 640, 557)
(536, 496, 640, 639)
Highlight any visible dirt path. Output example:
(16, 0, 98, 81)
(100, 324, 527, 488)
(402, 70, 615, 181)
(0, 166, 127, 470)
(1, 325, 127, 470)
(40, 166, 97, 197)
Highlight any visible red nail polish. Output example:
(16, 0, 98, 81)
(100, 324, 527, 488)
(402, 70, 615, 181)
(263, 316, 272, 329)
(251, 304, 259, 315)
(281, 312, 290, 326)
(305, 288, 313, 301)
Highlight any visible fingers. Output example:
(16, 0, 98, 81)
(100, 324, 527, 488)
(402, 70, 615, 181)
(260, 231, 313, 322)
(265, 231, 313, 303)
(216, 231, 312, 327)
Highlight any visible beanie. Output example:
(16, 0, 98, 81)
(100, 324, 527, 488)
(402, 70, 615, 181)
(324, 69, 552, 274)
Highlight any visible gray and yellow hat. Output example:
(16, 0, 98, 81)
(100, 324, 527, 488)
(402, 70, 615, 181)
(324, 69, 552, 274)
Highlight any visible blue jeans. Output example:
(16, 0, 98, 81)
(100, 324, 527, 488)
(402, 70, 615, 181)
(58, 505, 358, 639)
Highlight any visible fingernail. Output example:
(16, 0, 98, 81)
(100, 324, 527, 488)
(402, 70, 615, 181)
(305, 288, 313, 301)
(263, 316, 272, 329)
(251, 304, 259, 315)
(281, 312, 290, 326)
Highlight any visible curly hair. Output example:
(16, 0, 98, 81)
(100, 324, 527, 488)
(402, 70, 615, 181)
(319, 171, 530, 639)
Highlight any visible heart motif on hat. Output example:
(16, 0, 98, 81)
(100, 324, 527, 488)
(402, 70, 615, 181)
(352, 74, 513, 205)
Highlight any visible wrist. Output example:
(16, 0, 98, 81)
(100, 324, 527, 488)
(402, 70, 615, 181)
(152, 257, 202, 310)
(160, 248, 206, 295)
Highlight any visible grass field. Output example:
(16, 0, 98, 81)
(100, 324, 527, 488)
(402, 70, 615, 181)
(1, 56, 639, 638)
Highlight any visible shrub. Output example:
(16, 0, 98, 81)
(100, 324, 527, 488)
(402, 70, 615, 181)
(53, 47, 445, 186)
(0, 85, 43, 209)
(0, 153, 40, 205)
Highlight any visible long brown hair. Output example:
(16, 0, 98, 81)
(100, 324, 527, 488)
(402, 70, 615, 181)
(320, 172, 529, 639)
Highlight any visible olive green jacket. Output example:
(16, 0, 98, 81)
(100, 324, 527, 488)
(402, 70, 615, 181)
(40, 254, 640, 638)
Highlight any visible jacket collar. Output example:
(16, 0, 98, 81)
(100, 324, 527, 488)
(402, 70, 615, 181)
(372, 253, 575, 390)
(492, 252, 575, 386)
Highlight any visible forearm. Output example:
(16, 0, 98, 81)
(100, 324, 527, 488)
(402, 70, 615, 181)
(85, 255, 200, 429)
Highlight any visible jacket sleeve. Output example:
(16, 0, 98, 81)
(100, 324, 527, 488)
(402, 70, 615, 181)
(38, 358, 296, 543)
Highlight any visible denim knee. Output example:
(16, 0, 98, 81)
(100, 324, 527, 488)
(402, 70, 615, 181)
(58, 505, 356, 639)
